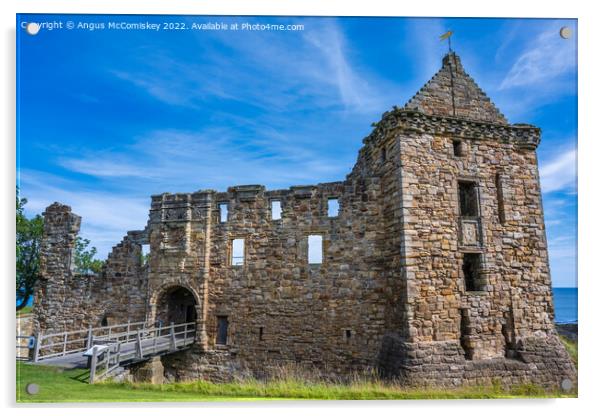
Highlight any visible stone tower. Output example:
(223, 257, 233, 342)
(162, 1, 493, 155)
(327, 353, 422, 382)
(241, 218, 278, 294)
(32, 52, 576, 390)
(375, 52, 575, 387)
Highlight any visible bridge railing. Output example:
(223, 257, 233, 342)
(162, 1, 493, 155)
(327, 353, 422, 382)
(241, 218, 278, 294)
(33, 320, 149, 362)
(88, 343, 122, 384)
(88, 321, 196, 384)
(16, 335, 32, 361)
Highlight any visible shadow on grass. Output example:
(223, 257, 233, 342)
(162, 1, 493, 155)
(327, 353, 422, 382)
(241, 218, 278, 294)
(69, 369, 92, 384)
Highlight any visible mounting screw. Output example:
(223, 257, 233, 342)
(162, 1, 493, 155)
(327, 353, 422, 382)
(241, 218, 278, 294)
(25, 22, 40, 36)
(25, 383, 39, 395)
(559, 27, 572, 39)
(561, 379, 573, 391)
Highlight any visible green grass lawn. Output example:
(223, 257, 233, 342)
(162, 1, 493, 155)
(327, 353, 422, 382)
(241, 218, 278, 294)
(16, 306, 32, 317)
(16, 362, 575, 403)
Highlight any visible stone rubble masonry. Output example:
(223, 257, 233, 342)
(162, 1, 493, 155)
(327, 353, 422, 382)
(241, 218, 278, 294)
(404, 53, 508, 124)
(131, 356, 165, 384)
(32, 52, 576, 390)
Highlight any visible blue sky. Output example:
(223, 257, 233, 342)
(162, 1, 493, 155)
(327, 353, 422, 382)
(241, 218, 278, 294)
(16, 15, 577, 287)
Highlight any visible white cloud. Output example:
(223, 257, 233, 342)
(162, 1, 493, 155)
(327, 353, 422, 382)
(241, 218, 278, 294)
(303, 22, 380, 112)
(20, 170, 149, 258)
(56, 127, 348, 192)
(109, 20, 392, 115)
(500, 25, 576, 90)
(59, 157, 156, 178)
(540, 148, 577, 193)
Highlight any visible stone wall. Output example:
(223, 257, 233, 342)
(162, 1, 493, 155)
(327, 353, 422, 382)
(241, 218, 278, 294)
(32, 203, 147, 336)
(378, 334, 575, 389)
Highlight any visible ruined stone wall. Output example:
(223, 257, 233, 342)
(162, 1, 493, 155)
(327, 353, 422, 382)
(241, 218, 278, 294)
(33, 203, 84, 335)
(33, 203, 147, 336)
(91, 231, 148, 326)
(146, 192, 213, 346)
(159, 169, 402, 380)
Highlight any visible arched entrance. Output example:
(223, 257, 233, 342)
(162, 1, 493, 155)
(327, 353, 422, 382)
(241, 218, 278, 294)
(155, 286, 198, 326)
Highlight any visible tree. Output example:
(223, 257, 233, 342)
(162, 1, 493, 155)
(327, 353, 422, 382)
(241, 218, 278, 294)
(16, 188, 44, 310)
(74, 237, 105, 275)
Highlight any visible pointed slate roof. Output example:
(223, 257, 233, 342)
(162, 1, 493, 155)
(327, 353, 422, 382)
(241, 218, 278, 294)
(403, 53, 508, 125)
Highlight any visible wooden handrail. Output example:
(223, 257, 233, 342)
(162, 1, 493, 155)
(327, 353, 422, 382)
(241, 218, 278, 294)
(86, 321, 196, 384)
(31, 320, 196, 382)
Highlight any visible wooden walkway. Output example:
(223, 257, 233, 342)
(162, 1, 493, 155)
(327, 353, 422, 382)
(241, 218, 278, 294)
(25, 320, 196, 383)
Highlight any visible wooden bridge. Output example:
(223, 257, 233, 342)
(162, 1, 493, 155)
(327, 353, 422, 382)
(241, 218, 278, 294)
(22, 320, 196, 383)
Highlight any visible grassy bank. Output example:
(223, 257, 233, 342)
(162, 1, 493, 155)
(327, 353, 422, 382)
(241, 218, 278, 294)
(16, 362, 574, 403)
(16, 306, 32, 317)
(560, 335, 578, 368)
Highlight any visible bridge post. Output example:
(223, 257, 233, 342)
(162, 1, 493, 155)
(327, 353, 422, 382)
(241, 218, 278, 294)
(32, 332, 42, 362)
(105, 348, 110, 374)
(153, 329, 158, 354)
(62, 332, 68, 356)
(89, 346, 98, 384)
(136, 329, 143, 359)
(127, 320, 131, 342)
(116, 341, 121, 366)
(86, 325, 92, 349)
(170, 322, 176, 351)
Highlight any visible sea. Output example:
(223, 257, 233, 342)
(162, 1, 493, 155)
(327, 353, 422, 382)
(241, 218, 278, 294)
(552, 287, 578, 324)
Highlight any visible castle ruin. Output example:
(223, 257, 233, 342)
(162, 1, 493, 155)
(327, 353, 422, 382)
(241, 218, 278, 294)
(33, 53, 576, 389)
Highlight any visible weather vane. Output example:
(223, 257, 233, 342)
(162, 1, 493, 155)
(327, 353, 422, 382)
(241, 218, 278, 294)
(440, 30, 453, 52)
(439, 30, 456, 116)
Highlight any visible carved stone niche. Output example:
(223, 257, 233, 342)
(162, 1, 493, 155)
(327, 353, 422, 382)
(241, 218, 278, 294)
(162, 206, 191, 222)
(459, 218, 482, 248)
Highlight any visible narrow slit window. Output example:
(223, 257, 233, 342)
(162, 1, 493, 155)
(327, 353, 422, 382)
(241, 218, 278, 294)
(327, 198, 339, 217)
(460, 309, 473, 360)
(453, 139, 464, 157)
(219, 203, 228, 223)
(345, 329, 352, 342)
(231, 238, 245, 266)
(495, 173, 506, 224)
(462, 253, 481, 292)
(271, 200, 282, 220)
(458, 181, 479, 217)
(259, 327, 264, 341)
(380, 147, 387, 162)
(216, 316, 228, 345)
(308, 235, 323, 265)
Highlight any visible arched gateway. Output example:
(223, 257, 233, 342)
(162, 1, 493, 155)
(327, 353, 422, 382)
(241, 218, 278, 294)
(149, 284, 201, 327)
(155, 286, 198, 325)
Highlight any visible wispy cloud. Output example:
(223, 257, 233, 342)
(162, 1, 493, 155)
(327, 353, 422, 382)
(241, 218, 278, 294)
(303, 22, 380, 112)
(20, 170, 150, 258)
(109, 19, 390, 114)
(400, 18, 448, 99)
(57, 127, 348, 192)
(500, 24, 576, 90)
(59, 157, 157, 178)
(540, 147, 577, 194)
